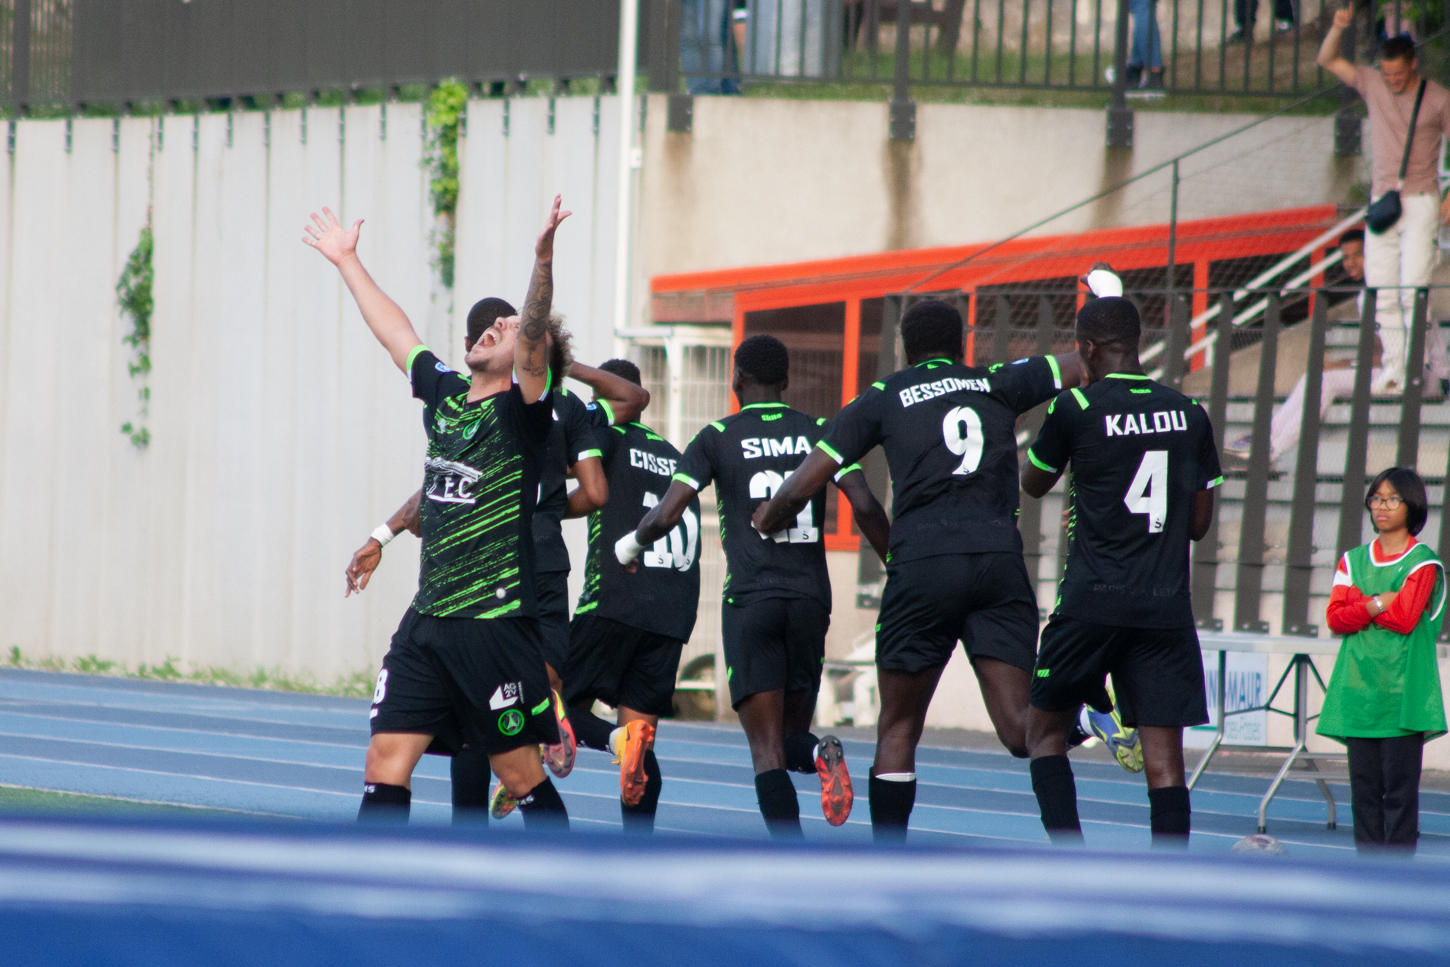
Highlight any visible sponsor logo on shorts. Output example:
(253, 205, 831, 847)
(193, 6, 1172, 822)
(498, 709, 525, 736)
(490, 682, 523, 710)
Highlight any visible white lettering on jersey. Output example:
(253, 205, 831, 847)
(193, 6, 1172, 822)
(739, 436, 813, 459)
(1104, 410, 1189, 437)
(425, 455, 483, 504)
(629, 448, 677, 478)
(898, 376, 991, 408)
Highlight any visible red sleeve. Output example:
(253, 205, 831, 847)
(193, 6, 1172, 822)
(1374, 564, 1438, 634)
(1326, 581, 1375, 635)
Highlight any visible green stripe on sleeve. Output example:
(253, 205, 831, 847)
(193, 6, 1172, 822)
(1070, 387, 1090, 410)
(531, 697, 552, 716)
(1045, 354, 1062, 389)
(673, 472, 702, 490)
(597, 398, 616, 425)
(1206, 475, 1225, 490)
(1027, 449, 1058, 474)
(816, 441, 844, 464)
(578, 448, 603, 461)
(405, 344, 430, 372)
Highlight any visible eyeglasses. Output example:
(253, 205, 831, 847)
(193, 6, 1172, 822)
(1369, 495, 1404, 509)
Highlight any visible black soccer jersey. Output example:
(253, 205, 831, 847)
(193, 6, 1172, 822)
(408, 347, 552, 619)
(575, 422, 701, 642)
(1026, 373, 1224, 628)
(675, 402, 850, 609)
(820, 355, 1065, 561)
(533, 387, 603, 576)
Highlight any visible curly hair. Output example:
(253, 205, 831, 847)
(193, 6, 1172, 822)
(734, 334, 790, 386)
(547, 314, 574, 387)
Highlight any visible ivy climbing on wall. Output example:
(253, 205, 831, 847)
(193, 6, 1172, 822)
(117, 222, 154, 450)
(424, 79, 468, 290)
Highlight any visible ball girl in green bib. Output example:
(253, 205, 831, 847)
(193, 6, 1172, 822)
(1318, 467, 1446, 853)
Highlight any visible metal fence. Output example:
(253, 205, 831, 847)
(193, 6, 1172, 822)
(7, 0, 1449, 115)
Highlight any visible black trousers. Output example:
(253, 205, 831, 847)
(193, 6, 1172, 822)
(1235, 0, 1295, 25)
(1344, 733, 1425, 852)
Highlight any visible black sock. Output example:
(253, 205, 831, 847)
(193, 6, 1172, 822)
(1148, 785, 1191, 846)
(566, 702, 616, 751)
(1030, 755, 1083, 843)
(621, 750, 663, 833)
(868, 773, 916, 843)
(358, 782, 410, 823)
(755, 768, 803, 839)
(783, 732, 819, 774)
(450, 747, 490, 826)
(518, 776, 569, 831)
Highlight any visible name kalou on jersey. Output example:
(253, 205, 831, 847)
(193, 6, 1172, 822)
(1104, 409, 1189, 437)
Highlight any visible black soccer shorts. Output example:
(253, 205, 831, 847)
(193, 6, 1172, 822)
(370, 608, 558, 756)
(534, 569, 571, 675)
(562, 614, 684, 717)
(1031, 614, 1209, 728)
(875, 552, 1039, 674)
(720, 594, 830, 708)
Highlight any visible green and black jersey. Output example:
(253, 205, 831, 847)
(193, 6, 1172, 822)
(1026, 374, 1222, 628)
(534, 388, 603, 576)
(576, 421, 701, 642)
(408, 347, 552, 619)
(675, 403, 856, 610)
(820, 355, 1063, 561)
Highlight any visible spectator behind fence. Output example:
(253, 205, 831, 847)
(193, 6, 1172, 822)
(1107, 1, 1165, 94)
(1317, 467, 1445, 854)
(1318, 13, 1450, 395)
(1225, 230, 1449, 467)
(1226, 0, 1296, 43)
(682, 0, 742, 95)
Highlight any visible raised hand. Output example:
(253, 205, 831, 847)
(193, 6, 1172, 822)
(302, 207, 364, 266)
(534, 194, 572, 264)
(1332, 6, 1352, 30)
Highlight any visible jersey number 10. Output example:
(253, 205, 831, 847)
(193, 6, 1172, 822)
(640, 493, 700, 570)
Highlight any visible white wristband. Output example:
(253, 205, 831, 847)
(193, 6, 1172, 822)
(614, 532, 645, 566)
(371, 523, 398, 547)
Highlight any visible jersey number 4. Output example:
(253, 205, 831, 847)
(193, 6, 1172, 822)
(1124, 450, 1168, 533)
(749, 470, 819, 543)
(640, 493, 700, 570)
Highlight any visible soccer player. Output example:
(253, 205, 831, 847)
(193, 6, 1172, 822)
(753, 298, 1086, 841)
(617, 334, 890, 837)
(561, 358, 701, 832)
(304, 195, 571, 829)
(342, 317, 649, 821)
(1020, 295, 1222, 847)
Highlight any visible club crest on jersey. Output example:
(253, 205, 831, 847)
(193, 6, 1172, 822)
(1105, 410, 1188, 437)
(489, 682, 523, 710)
(425, 455, 483, 504)
(740, 436, 813, 459)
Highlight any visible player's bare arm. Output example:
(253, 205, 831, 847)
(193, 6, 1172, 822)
(836, 468, 890, 562)
(302, 207, 421, 372)
(752, 447, 839, 534)
(1191, 489, 1215, 542)
(1316, 6, 1357, 85)
(570, 361, 650, 425)
(516, 195, 572, 400)
(1052, 352, 1086, 390)
(344, 489, 422, 596)
(571, 456, 608, 516)
(1021, 462, 1062, 500)
(616, 480, 698, 571)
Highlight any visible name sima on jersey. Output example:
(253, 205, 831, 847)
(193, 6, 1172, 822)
(629, 447, 677, 478)
(1105, 410, 1188, 437)
(740, 436, 813, 459)
(899, 376, 991, 408)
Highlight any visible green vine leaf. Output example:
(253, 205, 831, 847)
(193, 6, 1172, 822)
(424, 79, 467, 290)
(117, 224, 154, 449)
